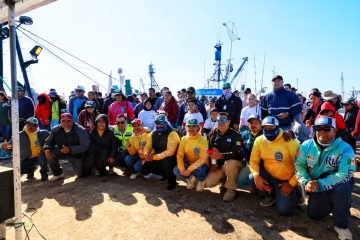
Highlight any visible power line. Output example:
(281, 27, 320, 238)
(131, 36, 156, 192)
(18, 26, 120, 83)
(17, 28, 108, 90)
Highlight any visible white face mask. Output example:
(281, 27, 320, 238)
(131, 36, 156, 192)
(223, 89, 232, 99)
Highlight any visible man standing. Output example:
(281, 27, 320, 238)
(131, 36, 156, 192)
(177, 86, 207, 127)
(43, 113, 90, 181)
(260, 75, 302, 130)
(155, 87, 170, 110)
(49, 90, 67, 129)
(249, 116, 301, 215)
(18, 86, 35, 130)
(69, 85, 87, 122)
(148, 87, 158, 108)
(295, 116, 356, 240)
(204, 112, 244, 202)
(134, 92, 148, 118)
(215, 82, 243, 130)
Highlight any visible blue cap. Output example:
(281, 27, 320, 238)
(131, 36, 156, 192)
(113, 90, 123, 96)
(85, 100, 96, 108)
(315, 116, 336, 128)
(25, 117, 39, 125)
(262, 116, 279, 126)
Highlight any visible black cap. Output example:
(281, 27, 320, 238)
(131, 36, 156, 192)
(187, 87, 196, 93)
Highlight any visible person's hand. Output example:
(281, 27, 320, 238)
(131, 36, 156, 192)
(209, 164, 219, 172)
(209, 148, 222, 160)
(208, 127, 219, 136)
(60, 145, 70, 154)
(351, 131, 356, 138)
(1, 142, 12, 151)
(305, 180, 319, 192)
(144, 152, 153, 161)
(283, 130, 295, 142)
(277, 112, 288, 120)
(305, 120, 312, 128)
(108, 157, 115, 165)
(254, 175, 269, 192)
(126, 141, 131, 148)
(180, 169, 191, 177)
(45, 150, 54, 161)
(278, 182, 294, 196)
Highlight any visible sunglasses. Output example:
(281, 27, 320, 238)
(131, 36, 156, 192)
(26, 123, 37, 127)
(313, 126, 332, 132)
(321, 109, 332, 114)
(155, 121, 165, 125)
(217, 117, 228, 123)
(61, 119, 73, 123)
(186, 91, 195, 94)
(116, 121, 126, 124)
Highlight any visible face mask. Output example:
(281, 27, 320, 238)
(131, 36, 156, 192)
(156, 123, 169, 133)
(263, 126, 280, 141)
(223, 89, 232, 99)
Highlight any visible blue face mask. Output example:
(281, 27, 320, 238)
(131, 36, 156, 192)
(155, 122, 169, 133)
(263, 126, 280, 141)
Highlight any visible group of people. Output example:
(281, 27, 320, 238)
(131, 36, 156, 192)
(0, 75, 359, 240)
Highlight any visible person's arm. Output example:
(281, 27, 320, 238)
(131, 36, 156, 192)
(108, 104, 115, 125)
(234, 97, 242, 125)
(294, 142, 313, 188)
(28, 98, 35, 117)
(70, 127, 90, 154)
(126, 101, 135, 119)
(260, 97, 268, 119)
(69, 98, 74, 114)
(287, 140, 300, 187)
(144, 133, 153, 154)
(126, 135, 137, 155)
(317, 147, 356, 191)
(289, 94, 303, 119)
(153, 131, 181, 160)
(249, 138, 262, 176)
(176, 138, 186, 171)
(199, 102, 207, 122)
(43, 131, 55, 151)
(353, 110, 360, 136)
(222, 131, 244, 161)
(176, 104, 185, 127)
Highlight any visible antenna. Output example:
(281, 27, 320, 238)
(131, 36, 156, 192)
(254, 52, 257, 94)
(260, 53, 266, 93)
(341, 72, 345, 99)
(222, 21, 241, 82)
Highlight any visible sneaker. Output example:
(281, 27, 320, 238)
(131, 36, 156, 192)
(130, 173, 140, 180)
(186, 176, 196, 190)
(166, 183, 177, 191)
(143, 173, 153, 179)
(196, 180, 204, 192)
(94, 169, 101, 176)
(334, 227, 352, 240)
(223, 189, 237, 202)
(26, 172, 35, 180)
(260, 196, 275, 207)
(49, 173, 64, 182)
(108, 167, 115, 175)
(41, 173, 48, 181)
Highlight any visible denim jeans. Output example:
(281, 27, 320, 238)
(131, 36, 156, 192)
(173, 161, 208, 181)
(21, 152, 48, 174)
(236, 165, 252, 189)
(124, 154, 142, 174)
(251, 166, 300, 216)
(307, 181, 353, 228)
(0, 124, 11, 141)
(38, 121, 50, 131)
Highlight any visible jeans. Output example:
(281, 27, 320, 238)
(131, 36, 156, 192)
(124, 154, 142, 174)
(307, 181, 353, 228)
(0, 124, 11, 141)
(173, 161, 208, 181)
(236, 165, 252, 189)
(50, 119, 60, 129)
(251, 166, 300, 216)
(90, 146, 113, 174)
(114, 150, 129, 169)
(21, 152, 48, 174)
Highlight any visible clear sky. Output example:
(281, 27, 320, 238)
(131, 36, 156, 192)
(2, 0, 360, 99)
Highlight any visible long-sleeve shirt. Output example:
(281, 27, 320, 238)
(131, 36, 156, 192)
(18, 96, 35, 120)
(144, 130, 180, 161)
(108, 100, 135, 125)
(295, 137, 356, 192)
(249, 130, 300, 187)
(126, 131, 151, 159)
(176, 133, 208, 172)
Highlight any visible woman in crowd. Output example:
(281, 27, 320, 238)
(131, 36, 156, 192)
(78, 100, 100, 133)
(108, 90, 134, 125)
(35, 93, 51, 130)
(159, 90, 179, 128)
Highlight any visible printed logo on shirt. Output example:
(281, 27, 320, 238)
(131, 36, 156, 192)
(274, 151, 283, 161)
(297, 150, 301, 157)
(194, 147, 200, 155)
(236, 141, 242, 146)
(141, 141, 146, 147)
(325, 154, 342, 168)
(226, 138, 231, 143)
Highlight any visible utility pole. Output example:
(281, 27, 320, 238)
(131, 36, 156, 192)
(341, 72, 345, 99)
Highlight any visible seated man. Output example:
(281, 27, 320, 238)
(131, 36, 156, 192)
(3, 117, 50, 181)
(295, 116, 356, 240)
(143, 114, 180, 191)
(250, 116, 300, 216)
(204, 112, 244, 202)
(173, 118, 209, 192)
(43, 113, 90, 181)
(113, 114, 133, 174)
(89, 114, 116, 176)
(124, 119, 151, 180)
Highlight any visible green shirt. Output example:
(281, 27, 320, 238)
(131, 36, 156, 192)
(51, 100, 60, 120)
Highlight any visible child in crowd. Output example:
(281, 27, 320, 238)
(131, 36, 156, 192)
(182, 99, 204, 129)
(203, 107, 219, 135)
(138, 99, 157, 130)
(239, 94, 261, 132)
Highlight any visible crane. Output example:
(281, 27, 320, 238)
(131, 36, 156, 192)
(229, 56, 248, 85)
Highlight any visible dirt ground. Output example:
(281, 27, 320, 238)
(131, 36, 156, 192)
(1, 159, 360, 240)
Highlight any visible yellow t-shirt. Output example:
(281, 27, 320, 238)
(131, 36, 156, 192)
(126, 131, 151, 159)
(25, 128, 41, 158)
(249, 130, 300, 187)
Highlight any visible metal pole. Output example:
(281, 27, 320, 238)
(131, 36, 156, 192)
(15, 34, 33, 100)
(8, 2, 23, 240)
(0, 24, 4, 92)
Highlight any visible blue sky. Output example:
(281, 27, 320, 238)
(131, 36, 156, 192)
(2, 0, 360, 99)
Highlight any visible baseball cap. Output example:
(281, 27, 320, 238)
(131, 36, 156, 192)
(49, 90, 57, 97)
(131, 118, 142, 126)
(262, 116, 279, 126)
(186, 118, 199, 126)
(186, 87, 196, 93)
(271, 75, 283, 81)
(341, 97, 355, 106)
(113, 90, 123, 96)
(25, 117, 39, 125)
(314, 116, 336, 128)
(75, 85, 85, 92)
(61, 113, 73, 121)
(222, 82, 231, 89)
(247, 114, 261, 123)
(85, 100, 96, 108)
(155, 114, 167, 124)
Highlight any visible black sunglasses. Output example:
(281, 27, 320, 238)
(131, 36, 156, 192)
(313, 126, 332, 132)
(116, 121, 126, 124)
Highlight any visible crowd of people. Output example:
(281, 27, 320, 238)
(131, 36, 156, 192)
(0, 75, 359, 240)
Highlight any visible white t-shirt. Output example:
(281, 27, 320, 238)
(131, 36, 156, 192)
(240, 105, 261, 125)
(183, 111, 204, 125)
(138, 110, 157, 130)
(204, 118, 218, 130)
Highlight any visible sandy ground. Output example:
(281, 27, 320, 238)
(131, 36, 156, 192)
(0, 157, 359, 240)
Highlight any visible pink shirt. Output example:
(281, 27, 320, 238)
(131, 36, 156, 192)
(108, 101, 135, 125)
